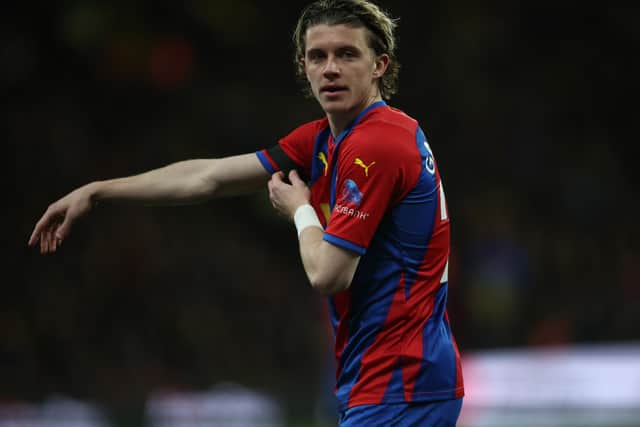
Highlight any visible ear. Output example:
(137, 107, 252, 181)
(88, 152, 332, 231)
(372, 53, 390, 79)
(300, 56, 310, 81)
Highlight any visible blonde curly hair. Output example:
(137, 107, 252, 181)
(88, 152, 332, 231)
(293, 0, 400, 100)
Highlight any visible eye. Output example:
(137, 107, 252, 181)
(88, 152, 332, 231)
(339, 49, 359, 60)
(307, 50, 326, 63)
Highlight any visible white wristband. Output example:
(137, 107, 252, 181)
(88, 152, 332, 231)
(293, 204, 323, 237)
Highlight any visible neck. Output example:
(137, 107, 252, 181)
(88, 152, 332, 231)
(327, 93, 383, 137)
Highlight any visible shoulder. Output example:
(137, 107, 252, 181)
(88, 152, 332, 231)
(370, 106, 418, 135)
(344, 107, 420, 159)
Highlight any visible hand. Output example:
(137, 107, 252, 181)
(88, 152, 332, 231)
(28, 185, 95, 254)
(267, 170, 310, 219)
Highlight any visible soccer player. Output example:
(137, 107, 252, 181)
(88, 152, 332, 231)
(28, 0, 464, 425)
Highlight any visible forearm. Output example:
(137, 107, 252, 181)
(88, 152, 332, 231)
(268, 172, 360, 294)
(299, 227, 359, 295)
(88, 159, 216, 205)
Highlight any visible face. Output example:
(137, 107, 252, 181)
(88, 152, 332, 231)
(303, 24, 388, 123)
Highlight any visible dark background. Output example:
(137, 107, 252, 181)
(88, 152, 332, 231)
(5, 0, 639, 425)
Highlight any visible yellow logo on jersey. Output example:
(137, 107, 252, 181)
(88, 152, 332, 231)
(354, 158, 376, 177)
(318, 152, 328, 176)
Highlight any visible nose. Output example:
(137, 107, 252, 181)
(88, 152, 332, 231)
(323, 55, 340, 78)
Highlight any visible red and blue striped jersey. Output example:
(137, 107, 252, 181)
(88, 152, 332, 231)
(256, 101, 464, 409)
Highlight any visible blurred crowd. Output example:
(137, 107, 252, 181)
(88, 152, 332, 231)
(5, 0, 638, 425)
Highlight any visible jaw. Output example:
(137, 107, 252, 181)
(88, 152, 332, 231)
(319, 96, 355, 119)
(320, 97, 363, 135)
(319, 89, 375, 117)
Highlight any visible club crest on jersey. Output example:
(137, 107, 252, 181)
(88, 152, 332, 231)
(335, 180, 370, 220)
(339, 179, 362, 206)
(354, 157, 376, 177)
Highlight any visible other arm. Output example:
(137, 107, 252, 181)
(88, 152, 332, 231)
(29, 153, 268, 254)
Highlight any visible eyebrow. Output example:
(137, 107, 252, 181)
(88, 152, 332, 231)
(306, 48, 325, 57)
(306, 45, 363, 56)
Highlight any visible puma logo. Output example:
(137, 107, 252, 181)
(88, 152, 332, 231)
(354, 158, 376, 177)
(318, 152, 328, 176)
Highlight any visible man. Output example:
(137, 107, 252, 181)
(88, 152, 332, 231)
(29, 0, 464, 425)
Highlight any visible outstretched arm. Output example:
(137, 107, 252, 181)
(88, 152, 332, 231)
(268, 170, 360, 295)
(29, 153, 269, 254)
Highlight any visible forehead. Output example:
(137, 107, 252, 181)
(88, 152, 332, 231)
(304, 23, 370, 52)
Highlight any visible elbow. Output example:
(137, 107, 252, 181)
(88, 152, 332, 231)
(198, 159, 222, 198)
(309, 272, 351, 296)
(304, 240, 359, 295)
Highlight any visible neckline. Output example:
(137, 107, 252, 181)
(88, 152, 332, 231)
(333, 100, 387, 143)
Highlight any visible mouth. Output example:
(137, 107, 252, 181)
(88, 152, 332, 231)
(320, 85, 348, 94)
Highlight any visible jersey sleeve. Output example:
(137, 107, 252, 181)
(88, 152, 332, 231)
(323, 125, 422, 254)
(256, 119, 325, 180)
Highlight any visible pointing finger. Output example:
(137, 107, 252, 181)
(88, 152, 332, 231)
(28, 228, 39, 247)
(28, 213, 50, 247)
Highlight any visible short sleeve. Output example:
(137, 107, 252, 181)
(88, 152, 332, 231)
(255, 119, 326, 180)
(323, 124, 422, 254)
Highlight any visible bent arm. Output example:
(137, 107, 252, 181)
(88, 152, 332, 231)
(267, 170, 360, 295)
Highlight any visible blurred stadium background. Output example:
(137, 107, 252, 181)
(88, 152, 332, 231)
(6, 1, 638, 426)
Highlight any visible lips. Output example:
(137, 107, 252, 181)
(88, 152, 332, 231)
(321, 85, 347, 93)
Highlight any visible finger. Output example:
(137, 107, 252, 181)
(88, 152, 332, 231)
(51, 227, 63, 252)
(288, 169, 304, 186)
(45, 227, 54, 254)
(267, 181, 277, 203)
(47, 223, 59, 254)
(55, 216, 72, 241)
(41, 229, 49, 254)
(28, 226, 38, 246)
(267, 177, 275, 194)
(271, 171, 285, 184)
(268, 191, 279, 210)
(28, 213, 50, 247)
(28, 229, 40, 247)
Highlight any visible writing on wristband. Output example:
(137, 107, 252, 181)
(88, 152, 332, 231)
(293, 204, 323, 236)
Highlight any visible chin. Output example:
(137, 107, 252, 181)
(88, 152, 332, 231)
(320, 100, 352, 115)
(321, 104, 345, 115)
